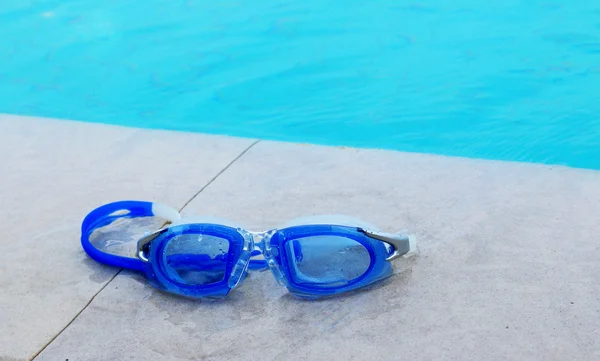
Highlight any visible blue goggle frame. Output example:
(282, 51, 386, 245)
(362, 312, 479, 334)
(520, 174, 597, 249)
(81, 201, 412, 299)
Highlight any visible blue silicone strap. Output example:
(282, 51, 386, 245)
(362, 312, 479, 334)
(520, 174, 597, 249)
(81, 200, 162, 272)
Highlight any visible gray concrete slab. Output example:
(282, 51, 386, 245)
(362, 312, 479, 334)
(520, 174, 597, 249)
(35, 141, 600, 361)
(0, 115, 255, 361)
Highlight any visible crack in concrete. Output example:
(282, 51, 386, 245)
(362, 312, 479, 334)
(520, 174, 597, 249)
(177, 139, 261, 212)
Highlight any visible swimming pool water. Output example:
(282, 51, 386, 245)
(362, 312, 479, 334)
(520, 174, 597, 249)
(1, 1, 599, 169)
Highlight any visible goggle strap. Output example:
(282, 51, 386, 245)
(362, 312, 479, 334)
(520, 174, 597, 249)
(80, 200, 180, 271)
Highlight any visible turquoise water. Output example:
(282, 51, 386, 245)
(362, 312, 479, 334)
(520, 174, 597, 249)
(1, 1, 599, 169)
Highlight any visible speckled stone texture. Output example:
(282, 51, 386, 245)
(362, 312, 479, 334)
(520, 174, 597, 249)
(27, 135, 600, 361)
(0, 115, 255, 361)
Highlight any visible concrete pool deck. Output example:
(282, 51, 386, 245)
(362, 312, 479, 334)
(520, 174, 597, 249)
(1, 114, 599, 361)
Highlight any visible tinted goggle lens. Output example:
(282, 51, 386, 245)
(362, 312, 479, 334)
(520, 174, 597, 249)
(284, 235, 372, 288)
(162, 234, 231, 286)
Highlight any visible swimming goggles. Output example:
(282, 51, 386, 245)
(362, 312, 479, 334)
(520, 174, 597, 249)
(81, 201, 414, 299)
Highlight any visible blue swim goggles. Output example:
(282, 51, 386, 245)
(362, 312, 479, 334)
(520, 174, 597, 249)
(81, 201, 414, 299)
